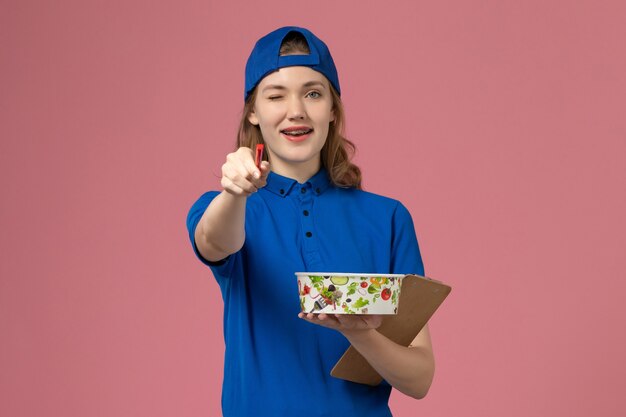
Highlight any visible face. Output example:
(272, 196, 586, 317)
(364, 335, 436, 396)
(248, 66, 335, 176)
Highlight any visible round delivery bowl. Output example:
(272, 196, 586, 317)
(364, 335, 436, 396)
(295, 273, 405, 315)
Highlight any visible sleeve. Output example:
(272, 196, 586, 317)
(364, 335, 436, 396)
(390, 202, 425, 276)
(185, 191, 239, 278)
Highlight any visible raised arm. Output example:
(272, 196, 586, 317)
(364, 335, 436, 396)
(194, 147, 270, 262)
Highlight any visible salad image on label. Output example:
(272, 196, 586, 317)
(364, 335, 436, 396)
(295, 273, 404, 315)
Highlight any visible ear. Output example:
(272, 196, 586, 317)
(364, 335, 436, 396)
(330, 107, 335, 123)
(248, 109, 259, 126)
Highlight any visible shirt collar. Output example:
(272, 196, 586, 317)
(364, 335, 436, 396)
(264, 168, 331, 197)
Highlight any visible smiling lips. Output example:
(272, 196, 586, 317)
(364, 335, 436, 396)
(281, 126, 313, 142)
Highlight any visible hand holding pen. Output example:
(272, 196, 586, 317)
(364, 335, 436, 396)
(220, 145, 270, 197)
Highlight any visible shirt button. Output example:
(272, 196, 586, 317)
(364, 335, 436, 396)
(279, 189, 285, 195)
(301, 188, 306, 194)
(315, 187, 321, 194)
(303, 210, 309, 216)
(305, 231, 312, 238)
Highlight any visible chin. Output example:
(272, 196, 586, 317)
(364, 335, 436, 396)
(280, 149, 319, 161)
(284, 157, 317, 165)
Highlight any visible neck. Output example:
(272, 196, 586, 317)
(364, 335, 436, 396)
(271, 157, 321, 184)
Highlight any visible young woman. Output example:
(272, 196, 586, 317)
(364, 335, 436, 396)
(187, 26, 435, 416)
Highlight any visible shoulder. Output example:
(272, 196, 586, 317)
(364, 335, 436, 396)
(326, 187, 413, 229)
(332, 187, 404, 211)
(189, 190, 221, 206)
(187, 190, 220, 219)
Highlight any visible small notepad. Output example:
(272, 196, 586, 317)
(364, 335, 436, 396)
(330, 274, 452, 386)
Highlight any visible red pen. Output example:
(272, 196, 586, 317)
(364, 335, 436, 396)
(255, 144, 264, 169)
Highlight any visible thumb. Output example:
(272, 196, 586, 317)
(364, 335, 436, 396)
(259, 161, 271, 178)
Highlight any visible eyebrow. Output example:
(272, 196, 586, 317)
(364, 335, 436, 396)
(262, 81, 327, 92)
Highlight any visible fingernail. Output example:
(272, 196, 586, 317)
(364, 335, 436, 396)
(253, 171, 260, 179)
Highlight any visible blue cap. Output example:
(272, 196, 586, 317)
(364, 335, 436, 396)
(244, 26, 341, 101)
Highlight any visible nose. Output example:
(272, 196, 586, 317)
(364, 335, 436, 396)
(287, 96, 306, 120)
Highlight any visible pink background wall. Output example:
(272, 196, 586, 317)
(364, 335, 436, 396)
(2, 1, 625, 416)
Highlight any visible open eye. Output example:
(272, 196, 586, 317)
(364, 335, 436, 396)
(306, 91, 321, 99)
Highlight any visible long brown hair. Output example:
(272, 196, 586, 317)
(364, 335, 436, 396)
(236, 33, 362, 189)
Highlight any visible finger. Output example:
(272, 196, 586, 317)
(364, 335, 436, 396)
(253, 177, 268, 190)
(353, 315, 372, 327)
(334, 314, 356, 329)
(223, 164, 258, 194)
(298, 313, 319, 323)
(221, 176, 249, 196)
(318, 313, 341, 326)
(223, 174, 257, 196)
(241, 151, 261, 179)
(364, 314, 383, 326)
(307, 313, 326, 322)
(256, 161, 271, 185)
(252, 162, 271, 188)
(233, 156, 258, 182)
(259, 161, 271, 177)
(231, 148, 260, 180)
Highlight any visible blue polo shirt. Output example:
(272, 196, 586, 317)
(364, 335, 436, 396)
(186, 168, 424, 417)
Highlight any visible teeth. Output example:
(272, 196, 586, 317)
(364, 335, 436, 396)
(283, 129, 312, 136)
